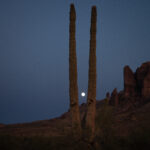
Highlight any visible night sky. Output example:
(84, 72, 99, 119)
(0, 0, 150, 124)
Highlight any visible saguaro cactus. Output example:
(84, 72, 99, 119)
(86, 6, 97, 139)
(69, 4, 81, 136)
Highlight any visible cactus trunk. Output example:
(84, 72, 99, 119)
(69, 4, 81, 136)
(86, 6, 97, 140)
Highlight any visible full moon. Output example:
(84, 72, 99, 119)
(81, 92, 86, 97)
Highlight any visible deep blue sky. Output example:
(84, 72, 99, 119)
(0, 0, 150, 124)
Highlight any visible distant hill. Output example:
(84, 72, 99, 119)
(0, 99, 150, 137)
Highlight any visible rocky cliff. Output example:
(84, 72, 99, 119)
(110, 62, 150, 106)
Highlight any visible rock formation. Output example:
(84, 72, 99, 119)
(110, 88, 119, 107)
(86, 6, 97, 140)
(109, 62, 150, 107)
(106, 92, 110, 103)
(123, 62, 150, 101)
(142, 70, 150, 99)
(135, 62, 150, 97)
(124, 66, 136, 97)
(69, 4, 81, 136)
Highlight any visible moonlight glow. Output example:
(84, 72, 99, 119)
(81, 92, 86, 97)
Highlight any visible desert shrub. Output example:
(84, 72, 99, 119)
(96, 101, 114, 140)
(126, 127, 150, 150)
(95, 101, 118, 149)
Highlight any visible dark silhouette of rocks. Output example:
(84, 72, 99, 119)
(142, 70, 150, 98)
(86, 6, 97, 140)
(135, 62, 150, 98)
(105, 92, 110, 103)
(110, 88, 119, 107)
(106, 92, 110, 99)
(124, 66, 136, 97)
(69, 4, 81, 136)
(109, 61, 150, 107)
